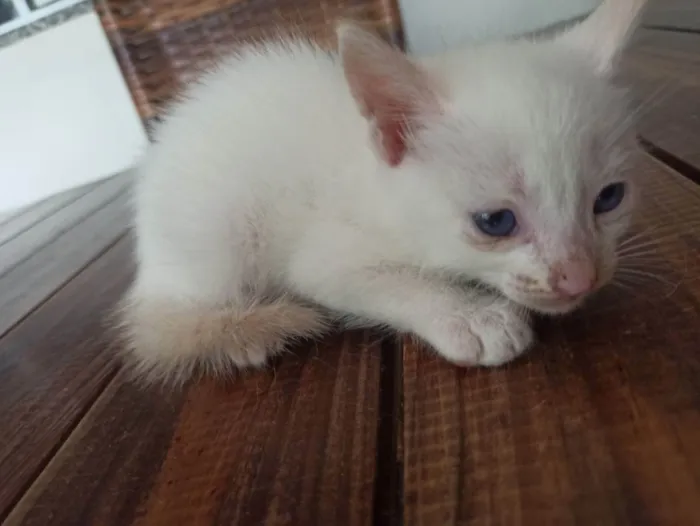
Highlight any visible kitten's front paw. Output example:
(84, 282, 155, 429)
(432, 299, 533, 367)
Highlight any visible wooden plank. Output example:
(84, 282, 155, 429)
(401, 154, 700, 525)
(5, 332, 383, 526)
(643, 0, 700, 32)
(0, 181, 98, 247)
(0, 190, 132, 338)
(623, 29, 700, 167)
(0, 235, 133, 520)
(0, 174, 130, 276)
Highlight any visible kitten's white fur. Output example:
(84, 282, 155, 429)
(119, 0, 647, 383)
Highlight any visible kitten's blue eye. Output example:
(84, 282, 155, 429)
(472, 209, 517, 237)
(594, 182, 626, 214)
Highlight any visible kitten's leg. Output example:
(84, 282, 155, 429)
(288, 249, 532, 366)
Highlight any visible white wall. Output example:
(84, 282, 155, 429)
(0, 12, 147, 214)
(399, 0, 601, 55)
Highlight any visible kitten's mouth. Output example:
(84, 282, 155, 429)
(507, 293, 586, 315)
(504, 276, 612, 315)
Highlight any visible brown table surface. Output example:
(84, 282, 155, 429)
(2, 27, 700, 526)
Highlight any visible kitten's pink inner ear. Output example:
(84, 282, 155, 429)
(337, 23, 439, 166)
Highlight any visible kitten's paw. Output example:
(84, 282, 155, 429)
(433, 299, 533, 367)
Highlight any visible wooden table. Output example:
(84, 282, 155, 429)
(2, 27, 700, 526)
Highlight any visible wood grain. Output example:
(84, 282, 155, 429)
(0, 181, 98, 248)
(5, 331, 384, 526)
(401, 154, 700, 526)
(0, 235, 133, 521)
(0, 174, 128, 276)
(0, 185, 132, 338)
(624, 29, 700, 167)
(643, 0, 700, 32)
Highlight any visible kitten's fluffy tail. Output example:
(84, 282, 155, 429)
(113, 292, 328, 385)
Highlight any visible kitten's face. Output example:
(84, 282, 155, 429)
(474, 160, 637, 315)
(338, 0, 648, 314)
(417, 56, 639, 314)
(460, 136, 637, 315)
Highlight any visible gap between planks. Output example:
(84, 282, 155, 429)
(0, 230, 130, 340)
(2, 372, 124, 526)
(372, 336, 405, 526)
(640, 137, 700, 186)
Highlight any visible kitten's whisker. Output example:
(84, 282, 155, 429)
(617, 232, 649, 246)
(617, 237, 664, 250)
(608, 279, 652, 301)
(618, 226, 665, 241)
(615, 268, 679, 289)
(617, 266, 670, 275)
(613, 274, 664, 291)
(622, 217, 700, 239)
(617, 253, 665, 262)
(617, 266, 672, 277)
(617, 231, 665, 249)
(618, 224, 691, 246)
(616, 272, 683, 299)
(666, 279, 682, 298)
(618, 238, 692, 275)
(616, 232, 692, 253)
(617, 259, 669, 269)
(617, 268, 671, 283)
(608, 81, 677, 143)
(617, 250, 666, 260)
(616, 267, 670, 279)
(616, 246, 662, 258)
(609, 280, 635, 292)
(616, 241, 663, 255)
(631, 81, 676, 123)
(616, 276, 665, 288)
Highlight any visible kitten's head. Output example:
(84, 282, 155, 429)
(338, 0, 647, 315)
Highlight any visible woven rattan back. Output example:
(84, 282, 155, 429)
(95, 0, 403, 126)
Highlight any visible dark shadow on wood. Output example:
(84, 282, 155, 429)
(640, 137, 700, 186)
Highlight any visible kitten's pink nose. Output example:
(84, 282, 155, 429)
(550, 259, 597, 298)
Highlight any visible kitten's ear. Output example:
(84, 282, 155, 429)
(337, 22, 440, 166)
(555, 0, 648, 76)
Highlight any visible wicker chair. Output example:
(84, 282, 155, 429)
(95, 0, 404, 130)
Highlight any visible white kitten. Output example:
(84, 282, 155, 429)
(119, 0, 647, 383)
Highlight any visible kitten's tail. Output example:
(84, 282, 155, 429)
(113, 292, 328, 386)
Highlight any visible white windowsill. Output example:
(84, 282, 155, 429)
(0, 0, 85, 37)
